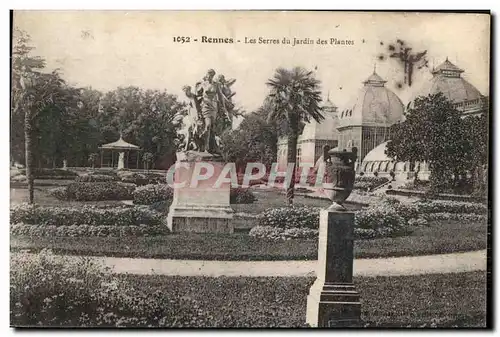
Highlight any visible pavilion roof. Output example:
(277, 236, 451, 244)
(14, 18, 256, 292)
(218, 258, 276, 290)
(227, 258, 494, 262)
(99, 136, 140, 150)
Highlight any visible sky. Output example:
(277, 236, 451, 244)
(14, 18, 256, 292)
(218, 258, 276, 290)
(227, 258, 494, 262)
(13, 11, 490, 114)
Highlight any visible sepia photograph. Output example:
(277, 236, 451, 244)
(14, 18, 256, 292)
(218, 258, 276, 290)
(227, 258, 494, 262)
(8, 10, 491, 328)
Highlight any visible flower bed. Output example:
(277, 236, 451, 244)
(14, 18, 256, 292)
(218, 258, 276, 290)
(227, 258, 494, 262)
(52, 182, 136, 201)
(423, 213, 487, 222)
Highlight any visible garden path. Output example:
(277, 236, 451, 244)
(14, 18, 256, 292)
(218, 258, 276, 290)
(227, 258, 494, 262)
(28, 249, 487, 278)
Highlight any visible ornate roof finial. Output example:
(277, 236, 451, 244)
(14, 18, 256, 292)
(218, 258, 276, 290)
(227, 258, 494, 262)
(373, 63, 377, 74)
(327, 90, 330, 101)
(446, 56, 449, 62)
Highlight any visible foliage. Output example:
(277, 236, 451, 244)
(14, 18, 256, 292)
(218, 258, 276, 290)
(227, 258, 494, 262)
(10, 250, 210, 327)
(265, 67, 324, 204)
(47, 187, 68, 200)
(119, 171, 165, 186)
(142, 152, 154, 170)
(17, 168, 78, 178)
(10, 224, 169, 237)
(249, 226, 318, 241)
(415, 199, 487, 214)
(75, 174, 118, 182)
(258, 205, 321, 229)
(230, 188, 257, 204)
(386, 93, 487, 193)
(10, 203, 163, 227)
(60, 182, 136, 201)
(220, 107, 278, 170)
(133, 184, 173, 205)
(354, 176, 389, 191)
(423, 213, 487, 222)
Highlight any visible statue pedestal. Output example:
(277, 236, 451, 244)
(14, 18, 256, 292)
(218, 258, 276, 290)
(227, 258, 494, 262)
(167, 152, 234, 234)
(306, 210, 361, 327)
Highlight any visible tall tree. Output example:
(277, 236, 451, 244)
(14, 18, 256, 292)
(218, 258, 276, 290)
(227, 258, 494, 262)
(12, 29, 66, 203)
(386, 93, 470, 192)
(265, 67, 324, 204)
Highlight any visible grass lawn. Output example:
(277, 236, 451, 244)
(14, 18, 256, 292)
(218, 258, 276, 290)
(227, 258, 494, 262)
(112, 271, 487, 327)
(11, 218, 487, 260)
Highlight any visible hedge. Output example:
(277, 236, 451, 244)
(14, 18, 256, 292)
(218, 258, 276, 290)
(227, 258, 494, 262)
(10, 204, 163, 227)
(354, 176, 390, 191)
(63, 182, 136, 201)
(10, 224, 169, 237)
(133, 184, 173, 205)
(16, 168, 78, 179)
(415, 200, 487, 215)
(230, 188, 256, 204)
(75, 174, 118, 182)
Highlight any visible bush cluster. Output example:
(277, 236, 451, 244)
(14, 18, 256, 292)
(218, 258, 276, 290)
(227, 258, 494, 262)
(10, 250, 209, 327)
(62, 182, 136, 201)
(11, 203, 163, 227)
(118, 171, 165, 186)
(75, 174, 118, 182)
(230, 188, 257, 204)
(249, 226, 318, 241)
(17, 168, 78, 179)
(258, 205, 321, 229)
(415, 200, 487, 215)
(11, 224, 169, 237)
(353, 176, 390, 191)
(423, 212, 487, 222)
(133, 184, 173, 205)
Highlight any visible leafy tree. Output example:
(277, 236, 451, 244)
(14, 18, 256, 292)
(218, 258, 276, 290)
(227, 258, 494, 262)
(11, 29, 67, 203)
(386, 93, 472, 193)
(265, 67, 324, 204)
(220, 105, 278, 172)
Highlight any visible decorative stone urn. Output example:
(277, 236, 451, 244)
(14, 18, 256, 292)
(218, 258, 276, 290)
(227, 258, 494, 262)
(322, 147, 357, 211)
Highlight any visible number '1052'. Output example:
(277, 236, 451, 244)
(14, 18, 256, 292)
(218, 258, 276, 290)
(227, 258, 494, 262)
(173, 36, 191, 43)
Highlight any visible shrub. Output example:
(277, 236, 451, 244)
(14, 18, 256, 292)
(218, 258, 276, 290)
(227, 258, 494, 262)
(10, 203, 163, 227)
(10, 223, 169, 237)
(89, 170, 117, 177)
(10, 250, 209, 327)
(423, 212, 487, 222)
(415, 200, 487, 214)
(133, 184, 173, 205)
(408, 218, 429, 227)
(249, 226, 318, 241)
(48, 187, 68, 200)
(75, 174, 118, 182)
(64, 182, 136, 201)
(354, 204, 409, 239)
(258, 206, 321, 230)
(230, 188, 256, 204)
(17, 168, 78, 179)
(120, 172, 165, 186)
(353, 176, 389, 191)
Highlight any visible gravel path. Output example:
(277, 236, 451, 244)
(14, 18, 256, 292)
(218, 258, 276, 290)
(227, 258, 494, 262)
(29, 249, 486, 277)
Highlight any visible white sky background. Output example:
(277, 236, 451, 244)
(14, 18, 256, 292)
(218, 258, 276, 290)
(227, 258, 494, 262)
(13, 11, 490, 117)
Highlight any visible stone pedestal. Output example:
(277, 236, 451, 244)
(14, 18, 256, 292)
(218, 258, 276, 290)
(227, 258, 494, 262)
(306, 210, 361, 327)
(167, 152, 234, 234)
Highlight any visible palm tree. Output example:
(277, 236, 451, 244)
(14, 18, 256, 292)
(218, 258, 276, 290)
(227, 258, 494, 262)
(266, 67, 324, 204)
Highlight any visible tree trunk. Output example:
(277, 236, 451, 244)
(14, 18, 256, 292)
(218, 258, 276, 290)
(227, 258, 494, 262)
(24, 107, 34, 204)
(286, 114, 299, 205)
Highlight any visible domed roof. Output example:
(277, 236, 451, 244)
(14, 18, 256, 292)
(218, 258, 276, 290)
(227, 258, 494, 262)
(361, 141, 393, 163)
(300, 97, 339, 141)
(338, 71, 404, 128)
(413, 59, 483, 104)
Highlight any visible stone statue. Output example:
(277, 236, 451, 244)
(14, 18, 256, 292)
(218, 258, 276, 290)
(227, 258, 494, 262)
(181, 69, 236, 154)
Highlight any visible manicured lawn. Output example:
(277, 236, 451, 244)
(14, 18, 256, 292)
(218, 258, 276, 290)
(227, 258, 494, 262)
(111, 271, 487, 327)
(11, 218, 487, 260)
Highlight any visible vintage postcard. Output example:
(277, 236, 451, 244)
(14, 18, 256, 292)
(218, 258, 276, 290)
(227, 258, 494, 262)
(10, 10, 490, 328)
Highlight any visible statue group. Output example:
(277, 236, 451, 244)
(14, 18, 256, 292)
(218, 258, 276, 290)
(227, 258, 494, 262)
(181, 69, 237, 154)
